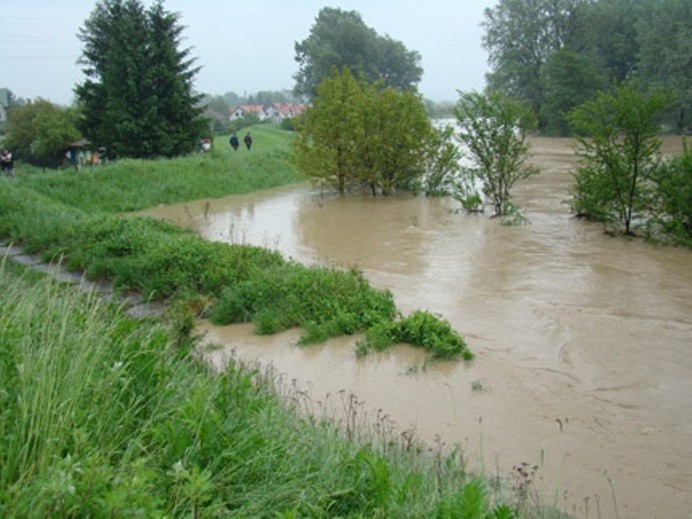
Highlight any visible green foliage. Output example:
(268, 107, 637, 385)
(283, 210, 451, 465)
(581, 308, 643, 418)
(293, 7, 422, 99)
(481, 0, 690, 135)
(454, 91, 538, 217)
(211, 263, 396, 344)
(228, 112, 262, 134)
(636, 0, 692, 133)
(75, 0, 206, 158)
(650, 142, 692, 245)
(15, 125, 301, 212)
(436, 479, 515, 519)
(422, 124, 462, 196)
(293, 67, 433, 195)
(358, 310, 473, 361)
(4, 99, 80, 167)
(568, 83, 670, 234)
(540, 49, 607, 136)
(482, 0, 582, 127)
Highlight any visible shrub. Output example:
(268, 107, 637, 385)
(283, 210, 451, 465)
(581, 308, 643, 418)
(210, 264, 397, 344)
(358, 310, 473, 360)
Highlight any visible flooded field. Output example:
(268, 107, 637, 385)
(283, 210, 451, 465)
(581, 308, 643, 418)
(139, 136, 692, 518)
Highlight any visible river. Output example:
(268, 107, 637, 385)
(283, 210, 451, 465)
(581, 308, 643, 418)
(138, 136, 692, 518)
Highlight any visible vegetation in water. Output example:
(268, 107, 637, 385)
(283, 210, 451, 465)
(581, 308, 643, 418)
(568, 84, 672, 236)
(454, 91, 538, 219)
(0, 125, 470, 358)
(357, 310, 474, 361)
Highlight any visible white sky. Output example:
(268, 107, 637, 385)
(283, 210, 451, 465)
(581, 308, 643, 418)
(0, 0, 496, 106)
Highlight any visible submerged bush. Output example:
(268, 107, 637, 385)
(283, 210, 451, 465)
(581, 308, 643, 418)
(358, 310, 473, 360)
(210, 263, 397, 343)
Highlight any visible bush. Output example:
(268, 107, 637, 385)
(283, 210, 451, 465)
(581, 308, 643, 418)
(210, 264, 396, 344)
(358, 310, 473, 361)
(650, 143, 692, 245)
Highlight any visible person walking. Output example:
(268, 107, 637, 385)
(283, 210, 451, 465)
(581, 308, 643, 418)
(229, 132, 239, 151)
(1, 149, 14, 177)
(244, 131, 253, 150)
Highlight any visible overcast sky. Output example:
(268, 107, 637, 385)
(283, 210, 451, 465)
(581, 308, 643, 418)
(1, 0, 496, 106)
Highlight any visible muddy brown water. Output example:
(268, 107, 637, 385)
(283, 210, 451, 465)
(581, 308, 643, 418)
(138, 137, 691, 518)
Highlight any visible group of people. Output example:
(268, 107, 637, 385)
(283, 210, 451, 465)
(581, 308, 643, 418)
(1, 149, 13, 176)
(229, 131, 253, 151)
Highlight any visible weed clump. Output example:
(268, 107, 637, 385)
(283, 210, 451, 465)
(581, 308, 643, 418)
(357, 310, 473, 360)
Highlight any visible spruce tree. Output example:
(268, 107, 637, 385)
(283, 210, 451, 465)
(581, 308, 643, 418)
(76, 0, 205, 158)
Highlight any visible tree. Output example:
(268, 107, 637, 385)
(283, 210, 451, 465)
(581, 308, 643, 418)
(636, 0, 692, 133)
(453, 91, 538, 217)
(421, 124, 462, 197)
(651, 144, 692, 244)
(580, 0, 642, 84)
(292, 67, 433, 196)
(482, 0, 588, 127)
(540, 48, 607, 135)
(357, 85, 432, 195)
(292, 68, 365, 194)
(75, 0, 205, 158)
(293, 8, 422, 99)
(567, 83, 670, 234)
(4, 99, 81, 168)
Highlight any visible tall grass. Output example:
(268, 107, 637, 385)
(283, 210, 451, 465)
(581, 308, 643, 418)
(12, 125, 302, 213)
(0, 260, 508, 517)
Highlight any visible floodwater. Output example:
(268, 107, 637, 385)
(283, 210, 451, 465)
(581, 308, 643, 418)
(139, 137, 691, 518)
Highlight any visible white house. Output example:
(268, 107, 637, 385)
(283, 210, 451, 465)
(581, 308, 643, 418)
(229, 104, 267, 121)
(264, 103, 307, 122)
(229, 103, 307, 122)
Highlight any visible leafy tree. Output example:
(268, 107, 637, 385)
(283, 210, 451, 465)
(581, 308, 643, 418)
(567, 83, 670, 234)
(453, 91, 538, 217)
(581, 0, 642, 84)
(4, 99, 80, 168)
(650, 143, 692, 244)
(357, 85, 432, 195)
(482, 0, 587, 127)
(540, 48, 607, 135)
(636, 0, 692, 133)
(292, 67, 433, 196)
(292, 68, 365, 194)
(75, 0, 205, 158)
(293, 8, 422, 99)
(421, 124, 462, 197)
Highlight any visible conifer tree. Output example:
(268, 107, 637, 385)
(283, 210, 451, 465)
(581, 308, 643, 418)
(75, 0, 205, 158)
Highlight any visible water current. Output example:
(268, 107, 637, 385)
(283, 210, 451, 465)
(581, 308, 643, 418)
(138, 136, 691, 518)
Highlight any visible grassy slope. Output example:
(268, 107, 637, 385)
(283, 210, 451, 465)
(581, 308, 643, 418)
(14, 125, 303, 213)
(0, 261, 508, 517)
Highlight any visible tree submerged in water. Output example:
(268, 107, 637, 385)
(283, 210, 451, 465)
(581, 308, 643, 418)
(453, 91, 538, 220)
(567, 83, 670, 235)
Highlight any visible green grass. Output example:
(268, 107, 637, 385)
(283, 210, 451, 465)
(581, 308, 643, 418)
(0, 261, 510, 517)
(12, 125, 303, 213)
(0, 140, 473, 359)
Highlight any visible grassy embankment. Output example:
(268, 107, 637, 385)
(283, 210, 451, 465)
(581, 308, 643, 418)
(2, 124, 471, 360)
(0, 259, 518, 517)
(0, 125, 529, 516)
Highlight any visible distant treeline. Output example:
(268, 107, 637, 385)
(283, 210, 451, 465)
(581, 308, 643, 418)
(483, 0, 691, 135)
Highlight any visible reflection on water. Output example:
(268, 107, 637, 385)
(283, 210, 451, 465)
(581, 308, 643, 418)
(138, 137, 692, 518)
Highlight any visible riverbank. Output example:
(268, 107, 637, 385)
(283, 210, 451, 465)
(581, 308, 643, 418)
(0, 126, 503, 516)
(3, 256, 510, 517)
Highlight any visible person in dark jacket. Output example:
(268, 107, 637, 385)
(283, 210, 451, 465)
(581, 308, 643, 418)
(229, 133, 239, 151)
(244, 131, 253, 150)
